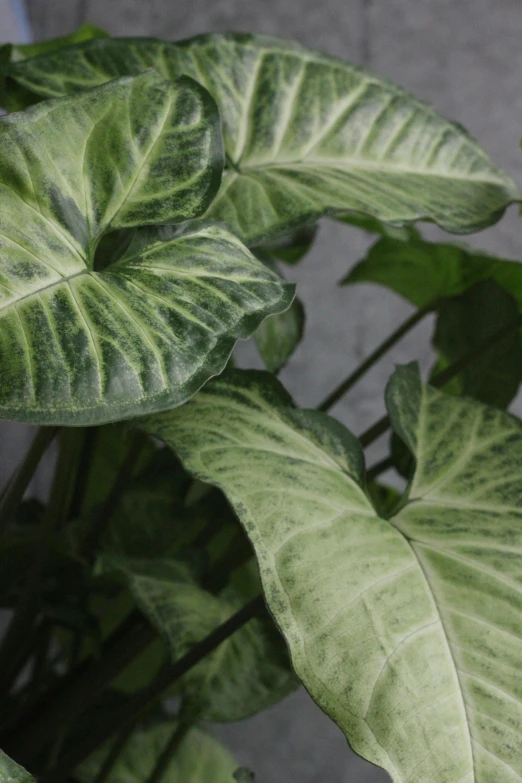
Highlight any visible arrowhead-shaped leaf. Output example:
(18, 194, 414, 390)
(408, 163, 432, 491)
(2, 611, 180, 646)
(75, 723, 237, 783)
(0, 73, 293, 424)
(141, 367, 522, 782)
(106, 556, 297, 722)
(0, 750, 34, 782)
(3, 34, 518, 242)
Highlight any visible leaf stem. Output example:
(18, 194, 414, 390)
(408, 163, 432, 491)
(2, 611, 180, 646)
(38, 596, 264, 783)
(146, 722, 190, 783)
(0, 429, 84, 693)
(92, 720, 139, 783)
(359, 311, 522, 448)
(366, 455, 394, 481)
(69, 427, 99, 520)
(0, 426, 57, 537)
(318, 302, 434, 412)
(2, 611, 155, 764)
(79, 430, 148, 557)
(2, 510, 246, 762)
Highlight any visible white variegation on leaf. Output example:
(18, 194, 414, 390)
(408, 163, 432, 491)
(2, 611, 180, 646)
(0, 750, 34, 783)
(3, 34, 518, 243)
(141, 366, 522, 783)
(0, 72, 293, 425)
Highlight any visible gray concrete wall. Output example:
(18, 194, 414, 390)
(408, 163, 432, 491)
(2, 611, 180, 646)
(3, 1, 522, 780)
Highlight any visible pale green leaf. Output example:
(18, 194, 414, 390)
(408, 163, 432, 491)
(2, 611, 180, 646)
(141, 368, 522, 782)
(3, 34, 518, 242)
(108, 556, 297, 722)
(0, 74, 293, 424)
(0, 751, 34, 782)
(75, 723, 237, 783)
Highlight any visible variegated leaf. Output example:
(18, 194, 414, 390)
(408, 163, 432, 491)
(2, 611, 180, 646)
(3, 34, 518, 242)
(0, 72, 292, 424)
(141, 367, 522, 783)
(0, 751, 34, 783)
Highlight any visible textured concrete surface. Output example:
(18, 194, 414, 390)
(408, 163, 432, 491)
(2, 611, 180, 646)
(2, 1, 522, 780)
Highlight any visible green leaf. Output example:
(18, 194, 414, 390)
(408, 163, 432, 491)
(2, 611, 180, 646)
(75, 723, 237, 783)
(70, 583, 168, 695)
(342, 234, 522, 310)
(10, 24, 109, 64)
(108, 556, 297, 721)
(234, 769, 256, 783)
(255, 222, 318, 265)
(3, 34, 518, 243)
(0, 73, 293, 424)
(431, 279, 522, 408)
(0, 751, 34, 782)
(365, 480, 401, 517)
(0, 26, 109, 112)
(336, 211, 421, 241)
(77, 426, 156, 516)
(100, 449, 192, 559)
(389, 430, 414, 480)
(254, 296, 305, 373)
(141, 367, 522, 782)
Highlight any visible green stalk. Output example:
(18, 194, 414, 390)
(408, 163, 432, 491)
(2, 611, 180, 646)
(0, 429, 85, 693)
(39, 597, 264, 783)
(2, 611, 155, 763)
(5, 521, 249, 761)
(92, 720, 139, 783)
(359, 311, 522, 448)
(79, 430, 148, 558)
(0, 426, 57, 537)
(318, 302, 434, 412)
(146, 722, 190, 783)
(366, 455, 394, 482)
(69, 427, 100, 519)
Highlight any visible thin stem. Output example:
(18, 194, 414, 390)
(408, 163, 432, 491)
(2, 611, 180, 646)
(359, 311, 522, 449)
(79, 430, 148, 557)
(146, 722, 190, 783)
(366, 455, 394, 482)
(27, 620, 52, 704)
(3, 509, 245, 762)
(318, 303, 434, 412)
(2, 612, 155, 764)
(39, 596, 264, 783)
(92, 720, 139, 783)
(69, 427, 99, 520)
(360, 413, 390, 448)
(0, 429, 84, 694)
(0, 426, 57, 537)
(203, 530, 254, 593)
